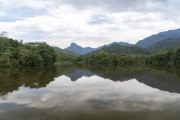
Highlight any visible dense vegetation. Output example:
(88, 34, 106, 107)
(84, 52, 145, 65)
(0, 36, 56, 67)
(53, 46, 75, 64)
(80, 48, 180, 67)
(146, 49, 180, 66)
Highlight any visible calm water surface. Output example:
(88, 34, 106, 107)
(1, 65, 180, 120)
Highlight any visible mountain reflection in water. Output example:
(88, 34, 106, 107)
(1, 65, 180, 120)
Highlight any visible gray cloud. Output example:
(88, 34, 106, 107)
(62, 0, 167, 12)
(88, 14, 111, 25)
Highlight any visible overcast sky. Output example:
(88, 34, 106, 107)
(0, 0, 180, 48)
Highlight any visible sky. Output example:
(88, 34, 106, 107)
(0, 0, 180, 48)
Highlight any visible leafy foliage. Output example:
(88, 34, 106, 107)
(0, 36, 56, 67)
(53, 46, 76, 63)
(82, 48, 180, 67)
(84, 52, 146, 65)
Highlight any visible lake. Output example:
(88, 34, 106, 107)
(1, 65, 180, 120)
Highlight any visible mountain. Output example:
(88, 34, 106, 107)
(53, 46, 75, 62)
(148, 37, 180, 51)
(110, 42, 133, 46)
(61, 28, 180, 55)
(93, 44, 149, 55)
(53, 46, 75, 55)
(64, 43, 95, 55)
(136, 28, 180, 48)
(64, 42, 133, 55)
(53, 46, 70, 53)
(97, 42, 134, 50)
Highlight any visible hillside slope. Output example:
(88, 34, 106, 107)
(53, 46, 75, 62)
(148, 37, 180, 51)
(93, 44, 149, 55)
(136, 28, 180, 48)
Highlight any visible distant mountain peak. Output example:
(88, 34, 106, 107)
(65, 43, 95, 55)
(64, 41, 133, 55)
(69, 42, 81, 49)
(70, 42, 78, 46)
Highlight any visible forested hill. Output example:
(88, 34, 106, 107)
(53, 46, 76, 63)
(136, 28, 180, 48)
(0, 36, 56, 67)
(148, 37, 180, 52)
(93, 44, 150, 55)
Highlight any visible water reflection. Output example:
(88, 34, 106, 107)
(1, 65, 180, 120)
(65, 70, 94, 81)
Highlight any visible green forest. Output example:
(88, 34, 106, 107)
(1, 35, 180, 67)
(0, 36, 56, 67)
(83, 49, 180, 66)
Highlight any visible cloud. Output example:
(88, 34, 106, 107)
(0, 0, 180, 48)
(88, 14, 111, 25)
(62, 0, 165, 11)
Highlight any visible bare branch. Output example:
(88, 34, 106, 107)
(0, 31, 8, 37)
